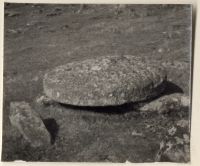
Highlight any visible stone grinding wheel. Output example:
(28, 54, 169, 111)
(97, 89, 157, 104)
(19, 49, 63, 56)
(43, 55, 167, 106)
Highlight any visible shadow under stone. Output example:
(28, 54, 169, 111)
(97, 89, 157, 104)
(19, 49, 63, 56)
(162, 80, 183, 95)
(58, 81, 183, 114)
(59, 102, 136, 114)
(43, 118, 59, 144)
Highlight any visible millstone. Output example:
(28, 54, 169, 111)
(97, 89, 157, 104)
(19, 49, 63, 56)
(43, 55, 167, 106)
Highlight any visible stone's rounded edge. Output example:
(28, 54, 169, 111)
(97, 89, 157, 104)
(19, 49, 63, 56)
(43, 86, 125, 106)
(127, 66, 167, 104)
(44, 75, 167, 107)
(43, 55, 167, 107)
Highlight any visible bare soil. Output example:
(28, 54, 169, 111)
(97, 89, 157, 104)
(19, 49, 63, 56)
(2, 4, 192, 162)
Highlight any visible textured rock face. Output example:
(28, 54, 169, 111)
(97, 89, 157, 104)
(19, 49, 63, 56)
(9, 102, 51, 147)
(139, 93, 190, 113)
(43, 55, 167, 106)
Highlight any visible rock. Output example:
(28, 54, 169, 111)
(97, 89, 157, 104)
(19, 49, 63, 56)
(139, 93, 190, 113)
(177, 119, 189, 128)
(43, 55, 167, 106)
(162, 144, 189, 162)
(168, 126, 177, 136)
(155, 140, 190, 162)
(183, 134, 190, 144)
(35, 95, 56, 106)
(175, 137, 184, 145)
(181, 96, 190, 107)
(131, 130, 143, 136)
(9, 101, 51, 147)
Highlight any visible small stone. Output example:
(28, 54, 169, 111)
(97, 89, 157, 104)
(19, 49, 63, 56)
(156, 140, 190, 162)
(131, 130, 143, 136)
(9, 101, 51, 147)
(175, 137, 184, 145)
(181, 96, 190, 107)
(168, 126, 177, 136)
(177, 119, 189, 128)
(183, 134, 190, 144)
(35, 95, 55, 106)
(139, 93, 189, 113)
(145, 124, 151, 128)
(139, 99, 163, 112)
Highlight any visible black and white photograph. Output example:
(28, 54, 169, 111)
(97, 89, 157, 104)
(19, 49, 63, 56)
(2, 3, 192, 162)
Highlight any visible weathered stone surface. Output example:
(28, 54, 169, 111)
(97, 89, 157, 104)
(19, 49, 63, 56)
(9, 102, 51, 147)
(139, 93, 190, 113)
(155, 139, 190, 162)
(43, 55, 167, 106)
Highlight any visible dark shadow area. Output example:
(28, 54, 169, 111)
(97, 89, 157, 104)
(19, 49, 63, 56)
(42, 118, 59, 144)
(58, 81, 184, 114)
(60, 101, 136, 114)
(162, 80, 183, 95)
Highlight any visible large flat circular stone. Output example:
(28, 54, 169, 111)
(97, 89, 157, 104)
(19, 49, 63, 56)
(43, 55, 167, 106)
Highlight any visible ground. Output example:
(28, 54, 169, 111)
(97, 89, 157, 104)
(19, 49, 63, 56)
(2, 4, 192, 162)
